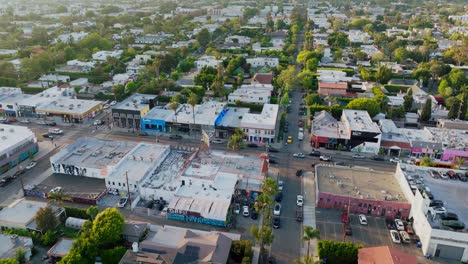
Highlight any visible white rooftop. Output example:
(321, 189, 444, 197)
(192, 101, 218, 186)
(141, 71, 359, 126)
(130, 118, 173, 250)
(312, 111, 349, 139)
(0, 234, 33, 260)
(108, 143, 170, 183)
(142, 105, 176, 121)
(241, 104, 279, 130)
(0, 199, 47, 227)
(48, 238, 75, 257)
(35, 98, 102, 115)
(175, 101, 226, 126)
(424, 127, 468, 150)
(342, 109, 381, 133)
(216, 107, 250, 128)
(0, 124, 36, 155)
(112, 93, 154, 111)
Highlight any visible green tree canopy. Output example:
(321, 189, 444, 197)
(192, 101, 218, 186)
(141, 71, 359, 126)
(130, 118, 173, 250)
(346, 98, 381, 117)
(196, 28, 211, 47)
(375, 64, 393, 84)
(304, 94, 321, 106)
(77, 33, 112, 51)
(420, 98, 432, 122)
(35, 206, 58, 233)
(194, 66, 217, 89)
(91, 208, 125, 245)
(317, 240, 362, 264)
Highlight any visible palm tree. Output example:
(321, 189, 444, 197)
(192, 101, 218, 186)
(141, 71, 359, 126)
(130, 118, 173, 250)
(187, 93, 198, 133)
(47, 191, 70, 206)
(303, 226, 320, 260)
(169, 100, 180, 123)
(227, 128, 245, 152)
(455, 157, 466, 169)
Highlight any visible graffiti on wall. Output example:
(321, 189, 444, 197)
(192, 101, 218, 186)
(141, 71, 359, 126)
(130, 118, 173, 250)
(51, 163, 88, 176)
(168, 213, 226, 227)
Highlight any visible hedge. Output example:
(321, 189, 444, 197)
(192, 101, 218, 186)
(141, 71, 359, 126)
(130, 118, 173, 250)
(64, 206, 91, 220)
(318, 240, 363, 264)
(310, 104, 343, 119)
(20, 87, 48, 94)
(95, 92, 115, 101)
(383, 84, 409, 94)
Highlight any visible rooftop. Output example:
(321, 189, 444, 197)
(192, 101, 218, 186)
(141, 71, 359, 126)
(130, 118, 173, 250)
(399, 164, 468, 231)
(358, 246, 417, 264)
(317, 166, 406, 202)
(0, 124, 36, 154)
(312, 111, 349, 139)
(108, 143, 170, 183)
(215, 107, 250, 128)
(241, 104, 278, 130)
(50, 137, 137, 171)
(47, 238, 75, 257)
(175, 101, 226, 126)
(112, 93, 155, 111)
(342, 109, 381, 132)
(251, 73, 274, 85)
(0, 199, 48, 227)
(0, 234, 33, 260)
(142, 106, 176, 122)
(35, 98, 102, 115)
(425, 127, 468, 150)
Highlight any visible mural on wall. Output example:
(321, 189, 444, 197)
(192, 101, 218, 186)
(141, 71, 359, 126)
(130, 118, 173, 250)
(51, 163, 88, 176)
(168, 213, 226, 227)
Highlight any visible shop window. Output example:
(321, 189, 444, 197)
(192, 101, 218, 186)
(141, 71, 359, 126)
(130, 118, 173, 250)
(118, 182, 121, 186)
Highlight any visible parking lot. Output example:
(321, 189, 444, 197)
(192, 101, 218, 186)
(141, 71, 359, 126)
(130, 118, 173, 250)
(316, 208, 425, 257)
(37, 173, 106, 200)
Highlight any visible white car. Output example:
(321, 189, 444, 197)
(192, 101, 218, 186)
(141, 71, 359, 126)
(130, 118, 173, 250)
(103, 104, 110, 109)
(390, 230, 401, 243)
(399, 231, 411, 243)
(25, 161, 37, 170)
(429, 206, 447, 215)
(242, 206, 250, 217)
(358, 214, 368, 225)
(211, 139, 224, 144)
(110, 101, 117, 106)
(298, 127, 304, 133)
(296, 195, 304, 206)
(352, 154, 365, 159)
(395, 219, 405, 231)
(390, 158, 401, 163)
(49, 128, 63, 135)
(93, 120, 104, 126)
(319, 155, 331, 161)
(293, 153, 305, 158)
(234, 204, 240, 214)
(278, 180, 284, 191)
(118, 197, 128, 208)
(273, 203, 281, 216)
(49, 186, 63, 194)
(20, 119, 31, 123)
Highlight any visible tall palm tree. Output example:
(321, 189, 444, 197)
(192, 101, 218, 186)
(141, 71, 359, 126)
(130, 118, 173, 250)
(227, 128, 245, 152)
(303, 226, 320, 260)
(169, 101, 180, 123)
(455, 157, 466, 169)
(187, 93, 199, 133)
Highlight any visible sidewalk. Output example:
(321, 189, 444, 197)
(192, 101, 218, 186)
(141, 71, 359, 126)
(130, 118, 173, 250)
(301, 171, 320, 261)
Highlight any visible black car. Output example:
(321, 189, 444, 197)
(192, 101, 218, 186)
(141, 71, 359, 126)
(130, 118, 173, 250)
(273, 217, 281, 229)
(457, 173, 468, 182)
(283, 127, 289, 133)
(441, 212, 458, 221)
(169, 134, 183, 140)
(268, 147, 279, 153)
(13, 170, 25, 178)
(275, 192, 283, 202)
(46, 121, 56, 126)
(138, 132, 149, 136)
(247, 143, 258, 148)
(268, 158, 278, 164)
(296, 169, 303, 177)
(372, 156, 385, 161)
(309, 151, 321, 157)
(42, 133, 54, 139)
(386, 219, 396, 229)
(429, 200, 444, 207)
(0, 176, 14, 187)
(251, 209, 258, 220)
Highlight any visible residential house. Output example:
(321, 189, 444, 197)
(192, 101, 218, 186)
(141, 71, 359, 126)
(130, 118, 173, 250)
(92, 50, 123, 61)
(0, 234, 33, 261)
(246, 57, 279, 68)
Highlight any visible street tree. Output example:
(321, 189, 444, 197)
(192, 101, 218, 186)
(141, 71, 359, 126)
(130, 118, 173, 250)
(455, 157, 466, 169)
(375, 64, 392, 84)
(227, 129, 245, 152)
(169, 100, 180, 123)
(303, 226, 320, 260)
(86, 206, 99, 221)
(188, 93, 199, 128)
(403, 88, 414, 111)
(194, 66, 217, 89)
(304, 94, 321, 106)
(196, 28, 211, 48)
(346, 98, 381, 117)
(281, 93, 290, 109)
(91, 208, 125, 246)
(35, 206, 58, 233)
(420, 98, 432, 122)
(250, 225, 274, 258)
(448, 99, 461, 119)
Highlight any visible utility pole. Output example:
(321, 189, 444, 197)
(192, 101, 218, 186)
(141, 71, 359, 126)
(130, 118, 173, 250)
(19, 166, 25, 196)
(126, 171, 132, 208)
(457, 99, 463, 120)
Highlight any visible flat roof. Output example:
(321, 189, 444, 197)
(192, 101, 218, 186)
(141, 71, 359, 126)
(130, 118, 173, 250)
(0, 124, 36, 155)
(142, 106, 176, 121)
(112, 93, 155, 111)
(168, 196, 231, 221)
(312, 111, 349, 139)
(317, 166, 406, 202)
(48, 238, 75, 257)
(0, 234, 32, 259)
(228, 88, 271, 101)
(108, 143, 170, 182)
(402, 165, 468, 229)
(425, 127, 468, 151)
(50, 137, 137, 170)
(0, 199, 47, 226)
(241, 104, 278, 130)
(342, 109, 381, 132)
(216, 107, 250, 128)
(175, 101, 226, 126)
(35, 98, 102, 115)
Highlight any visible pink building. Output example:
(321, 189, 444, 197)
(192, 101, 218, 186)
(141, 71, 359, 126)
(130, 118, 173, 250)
(316, 166, 411, 219)
(441, 149, 468, 163)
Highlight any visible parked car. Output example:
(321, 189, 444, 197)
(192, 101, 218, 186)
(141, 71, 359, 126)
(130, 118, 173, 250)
(268, 158, 278, 164)
(446, 170, 457, 180)
(309, 151, 321, 157)
(319, 155, 331, 161)
(442, 220, 465, 230)
(278, 180, 284, 191)
(273, 203, 281, 216)
(395, 219, 405, 231)
(13, 170, 25, 178)
(211, 139, 224, 144)
(287, 136, 293, 144)
(169, 134, 183, 140)
(42, 133, 54, 139)
(103, 104, 110, 109)
(386, 219, 396, 229)
(399, 231, 411, 243)
(138, 132, 149, 136)
(273, 217, 281, 229)
(296, 169, 303, 177)
(441, 212, 459, 221)
(390, 158, 401, 163)
(242, 206, 250, 217)
(293, 153, 305, 158)
(372, 156, 385, 161)
(440, 172, 449, 180)
(283, 126, 289, 133)
(296, 208, 303, 222)
(251, 209, 258, 220)
(110, 101, 117, 106)
(234, 203, 240, 214)
(268, 147, 279, 153)
(358, 214, 368, 225)
(429, 200, 445, 207)
(296, 195, 304, 206)
(456, 173, 468, 182)
(93, 119, 104, 126)
(0, 176, 14, 187)
(390, 230, 401, 243)
(45, 121, 56, 126)
(49, 128, 63, 135)
(429, 170, 440, 179)
(298, 120, 304, 127)
(25, 161, 37, 170)
(430, 206, 447, 215)
(275, 192, 283, 202)
(352, 154, 365, 159)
